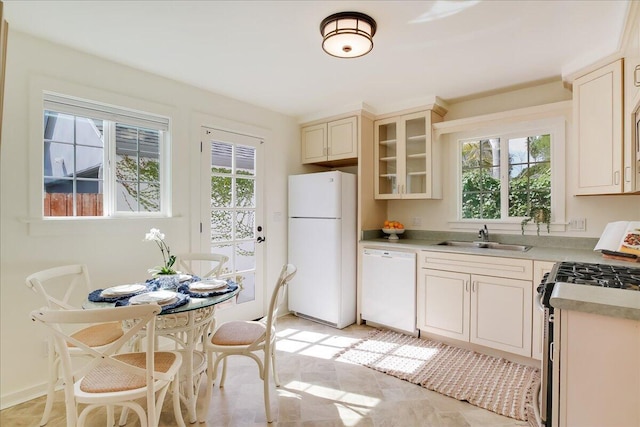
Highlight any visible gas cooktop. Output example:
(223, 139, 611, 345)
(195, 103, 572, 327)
(553, 261, 640, 292)
(539, 261, 640, 308)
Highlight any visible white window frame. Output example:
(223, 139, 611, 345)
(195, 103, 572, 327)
(447, 116, 566, 232)
(42, 92, 171, 218)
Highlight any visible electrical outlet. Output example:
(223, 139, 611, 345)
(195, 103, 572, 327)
(412, 217, 422, 227)
(569, 217, 586, 231)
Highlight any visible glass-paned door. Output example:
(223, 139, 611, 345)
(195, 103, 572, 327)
(375, 119, 399, 196)
(200, 127, 264, 321)
(405, 115, 427, 195)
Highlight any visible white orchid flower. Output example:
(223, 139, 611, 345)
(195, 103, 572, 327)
(144, 228, 177, 275)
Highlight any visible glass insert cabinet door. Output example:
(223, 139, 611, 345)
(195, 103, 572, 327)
(375, 118, 399, 196)
(375, 111, 435, 199)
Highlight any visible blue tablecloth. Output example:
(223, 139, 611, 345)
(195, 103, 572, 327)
(88, 276, 237, 313)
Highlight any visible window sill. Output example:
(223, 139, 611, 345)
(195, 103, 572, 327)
(448, 220, 566, 234)
(20, 215, 183, 237)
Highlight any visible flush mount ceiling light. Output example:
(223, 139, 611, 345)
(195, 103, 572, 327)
(320, 11, 377, 58)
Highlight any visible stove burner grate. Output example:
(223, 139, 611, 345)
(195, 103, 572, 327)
(554, 262, 640, 291)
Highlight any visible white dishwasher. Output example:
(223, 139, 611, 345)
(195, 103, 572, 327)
(361, 248, 416, 335)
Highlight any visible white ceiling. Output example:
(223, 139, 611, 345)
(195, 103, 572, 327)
(3, 1, 631, 121)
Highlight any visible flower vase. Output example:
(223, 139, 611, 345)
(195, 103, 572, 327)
(156, 274, 180, 290)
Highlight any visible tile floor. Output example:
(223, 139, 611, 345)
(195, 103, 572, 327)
(1, 314, 528, 426)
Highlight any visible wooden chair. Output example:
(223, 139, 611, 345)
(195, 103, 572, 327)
(200, 263, 297, 423)
(176, 253, 229, 278)
(25, 264, 124, 426)
(31, 304, 185, 427)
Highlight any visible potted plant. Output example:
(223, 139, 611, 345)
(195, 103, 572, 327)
(145, 228, 179, 288)
(521, 207, 550, 236)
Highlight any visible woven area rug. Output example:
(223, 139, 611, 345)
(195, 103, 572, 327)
(335, 329, 540, 424)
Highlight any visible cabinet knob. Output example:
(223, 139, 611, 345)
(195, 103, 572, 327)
(635, 65, 640, 87)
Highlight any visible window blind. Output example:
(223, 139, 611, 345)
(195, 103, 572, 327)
(43, 92, 170, 131)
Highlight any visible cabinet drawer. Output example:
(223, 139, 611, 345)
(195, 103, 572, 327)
(420, 251, 532, 281)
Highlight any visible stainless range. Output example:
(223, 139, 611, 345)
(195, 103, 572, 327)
(536, 261, 640, 426)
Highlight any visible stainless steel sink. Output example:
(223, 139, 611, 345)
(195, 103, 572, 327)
(437, 241, 531, 252)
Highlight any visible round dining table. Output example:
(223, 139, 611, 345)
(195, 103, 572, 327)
(84, 284, 240, 424)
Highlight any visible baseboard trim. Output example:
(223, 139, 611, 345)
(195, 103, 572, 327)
(1, 383, 47, 410)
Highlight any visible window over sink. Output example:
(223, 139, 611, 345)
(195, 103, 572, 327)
(446, 114, 566, 231)
(460, 133, 551, 220)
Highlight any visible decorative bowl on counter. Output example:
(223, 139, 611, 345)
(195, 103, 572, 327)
(382, 228, 405, 241)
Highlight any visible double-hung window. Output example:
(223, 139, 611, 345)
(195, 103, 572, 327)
(460, 133, 551, 219)
(43, 93, 170, 217)
(453, 116, 565, 229)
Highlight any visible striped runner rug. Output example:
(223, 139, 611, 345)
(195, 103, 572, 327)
(334, 329, 540, 424)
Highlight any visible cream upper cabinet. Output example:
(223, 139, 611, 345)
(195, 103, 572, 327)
(417, 251, 533, 357)
(532, 260, 555, 361)
(574, 59, 624, 195)
(301, 123, 328, 164)
(301, 116, 357, 164)
(623, 16, 640, 193)
(374, 110, 444, 199)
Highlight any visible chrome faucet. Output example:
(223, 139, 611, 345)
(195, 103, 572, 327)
(478, 225, 489, 242)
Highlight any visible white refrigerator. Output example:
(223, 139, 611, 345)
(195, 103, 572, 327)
(287, 171, 356, 329)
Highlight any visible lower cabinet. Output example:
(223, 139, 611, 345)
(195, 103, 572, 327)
(417, 251, 534, 357)
(555, 309, 640, 427)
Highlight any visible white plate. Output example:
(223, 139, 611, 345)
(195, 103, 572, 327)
(178, 274, 192, 282)
(100, 284, 146, 297)
(189, 280, 227, 292)
(130, 290, 177, 305)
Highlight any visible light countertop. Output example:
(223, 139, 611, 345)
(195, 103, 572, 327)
(550, 283, 640, 321)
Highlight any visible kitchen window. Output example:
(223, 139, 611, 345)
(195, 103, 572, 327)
(42, 93, 170, 217)
(449, 115, 565, 230)
(460, 133, 550, 220)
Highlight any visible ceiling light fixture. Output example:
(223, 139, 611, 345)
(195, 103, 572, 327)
(320, 11, 377, 58)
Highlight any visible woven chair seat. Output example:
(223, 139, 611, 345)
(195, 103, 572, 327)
(69, 321, 123, 348)
(80, 352, 177, 393)
(210, 321, 265, 346)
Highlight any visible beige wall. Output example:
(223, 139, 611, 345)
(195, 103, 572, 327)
(388, 80, 640, 238)
(0, 30, 301, 406)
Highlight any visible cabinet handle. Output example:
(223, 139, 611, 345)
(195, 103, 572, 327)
(465, 281, 470, 292)
(635, 65, 640, 87)
(550, 342, 555, 363)
(472, 281, 476, 292)
(614, 171, 620, 185)
(625, 166, 631, 183)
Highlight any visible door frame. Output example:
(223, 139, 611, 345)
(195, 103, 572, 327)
(190, 114, 269, 322)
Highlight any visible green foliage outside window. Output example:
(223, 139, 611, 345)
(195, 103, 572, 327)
(115, 155, 160, 212)
(211, 166, 255, 257)
(461, 169, 501, 219)
(461, 134, 551, 222)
